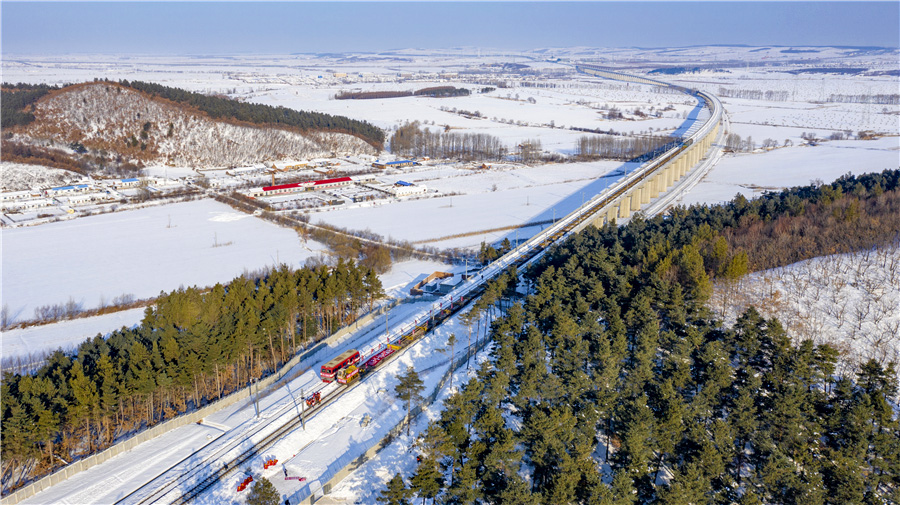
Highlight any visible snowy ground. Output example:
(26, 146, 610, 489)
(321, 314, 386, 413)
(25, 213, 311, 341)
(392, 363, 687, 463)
(0, 307, 146, 369)
(19, 286, 482, 505)
(1, 199, 327, 325)
(312, 161, 628, 249)
(712, 244, 900, 378)
(322, 345, 492, 505)
(677, 136, 899, 206)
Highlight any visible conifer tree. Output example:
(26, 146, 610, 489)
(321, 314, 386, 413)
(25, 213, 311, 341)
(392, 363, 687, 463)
(246, 476, 279, 505)
(410, 457, 442, 505)
(395, 366, 425, 436)
(378, 473, 411, 505)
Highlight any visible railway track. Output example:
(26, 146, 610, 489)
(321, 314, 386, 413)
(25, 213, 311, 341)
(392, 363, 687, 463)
(117, 65, 723, 505)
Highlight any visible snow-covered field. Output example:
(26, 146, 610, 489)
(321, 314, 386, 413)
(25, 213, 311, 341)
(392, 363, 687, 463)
(678, 136, 898, 206)
(1, 199, 326, 325)
(2, 46, 898, 504)
(712, 244, 900, 377)
(313, 161, 626, 249)
(0, 307, 146, 366)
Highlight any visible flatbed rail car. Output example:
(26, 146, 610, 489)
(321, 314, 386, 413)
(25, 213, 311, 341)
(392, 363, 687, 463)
(320, 296, 475, 384)
(320, 349, 360, 382)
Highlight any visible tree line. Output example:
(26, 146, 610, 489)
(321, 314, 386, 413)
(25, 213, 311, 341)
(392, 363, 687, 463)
(826, 94, 900, 105)
(379, 170, 899, 504)
(335, 86, 470, 101)
(1, 262, 384, 493)
(390, 121, 506, 162)
(0, 83, 60, 128)
(117, 80, 385, 148)
(574, 134, 676, 162)
(716, 87, 791, 102)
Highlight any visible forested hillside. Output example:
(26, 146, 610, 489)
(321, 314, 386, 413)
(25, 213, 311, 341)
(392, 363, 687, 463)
(0, 83, 59, 128)
(1, 81, 380, 169)
(121, 80, 384, 148)
(384, 170, 900, 504)
(1, 261, 383, 492)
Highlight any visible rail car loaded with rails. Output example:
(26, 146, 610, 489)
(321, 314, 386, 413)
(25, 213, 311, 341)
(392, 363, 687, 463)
(320, 302, 466, 384)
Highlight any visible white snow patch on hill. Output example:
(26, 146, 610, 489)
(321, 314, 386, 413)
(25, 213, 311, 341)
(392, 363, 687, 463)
(0, 162, 91, 192)
(712, 244, 900, 377)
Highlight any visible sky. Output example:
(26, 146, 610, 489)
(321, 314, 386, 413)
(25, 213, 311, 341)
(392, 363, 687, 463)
(1, 2, 898, 55)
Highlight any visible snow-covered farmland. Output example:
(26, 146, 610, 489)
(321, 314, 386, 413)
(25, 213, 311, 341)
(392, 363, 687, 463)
(313, 161, 626, 249)
(0, 307, 146, 367)
(677, 136, 898, 206)
(1, 199, 326, 325)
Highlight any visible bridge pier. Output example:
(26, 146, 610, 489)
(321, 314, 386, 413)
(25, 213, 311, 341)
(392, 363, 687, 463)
(650, 173, 661, 199)
(631, 187, 643, 211)
(618, 196, 631, 220)
(639, 183, 651, 205)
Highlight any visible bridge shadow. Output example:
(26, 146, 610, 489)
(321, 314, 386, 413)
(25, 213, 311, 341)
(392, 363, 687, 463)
(671, 100, 705, 138)
(492, 96, 704, 247)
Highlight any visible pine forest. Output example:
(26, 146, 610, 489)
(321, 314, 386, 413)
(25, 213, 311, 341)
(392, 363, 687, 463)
(384, 170, 900, 505)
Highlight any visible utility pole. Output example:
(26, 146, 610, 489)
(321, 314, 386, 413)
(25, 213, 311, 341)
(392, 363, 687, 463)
(286, 382, 301, 422)
(251, 378, 259, 418)
(300, 388, 306, 430)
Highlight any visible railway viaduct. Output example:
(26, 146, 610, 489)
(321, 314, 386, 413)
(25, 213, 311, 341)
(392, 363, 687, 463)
(574, 64, 723, 228)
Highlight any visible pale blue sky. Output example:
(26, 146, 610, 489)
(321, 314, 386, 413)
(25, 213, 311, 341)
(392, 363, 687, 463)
(2, 2, 898, 54)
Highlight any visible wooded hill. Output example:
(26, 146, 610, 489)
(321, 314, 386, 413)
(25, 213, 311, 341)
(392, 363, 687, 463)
(384, 170, 900, 505)
(1, 81, 382, 170)
(1, 260, 383, 493)
(121, 80, 384, 148)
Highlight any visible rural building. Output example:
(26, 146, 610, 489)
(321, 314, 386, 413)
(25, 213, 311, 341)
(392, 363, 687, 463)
(409, 271, 453, 296)
(45, 184, 91, 197)
(312, 177, 354, 189)
(372, 160, 416, 169)
(389, 181, 428, 196)
(0, 197, 53, 211)
(247, 176, 355, 198)
(438, 276, 464, 294)
(271, 161, 308, 171)
(107, 178, 141, 189)
(1, 190, 41, 201)
(58, 192, 112, 206)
